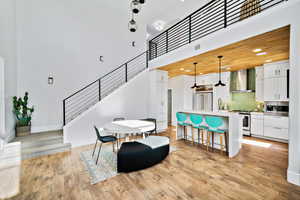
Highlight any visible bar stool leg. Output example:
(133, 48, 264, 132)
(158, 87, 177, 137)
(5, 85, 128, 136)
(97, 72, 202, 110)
(212, 132, 215, 152)
(201, 130, 204, 145)
(197, 129, 200, 144)
(220, 134, 224, 155)
(206, 132, 210, 152)
(192, 128, 195, 145)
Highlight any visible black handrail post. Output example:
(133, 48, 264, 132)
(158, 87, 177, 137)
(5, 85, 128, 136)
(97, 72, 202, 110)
(146, 51, 149, 69)
(98, 79, 101, 101)
(166, 31, 169, 53)
(189, 16, 192, 43)
(125, 63, 128, 82)
(63, 100, 66, 126)
(149, 41, 152, 60)
(224, 0, 227, 28)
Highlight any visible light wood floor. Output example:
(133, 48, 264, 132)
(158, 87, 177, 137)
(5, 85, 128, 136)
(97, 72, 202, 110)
(7, 127, 300, 200)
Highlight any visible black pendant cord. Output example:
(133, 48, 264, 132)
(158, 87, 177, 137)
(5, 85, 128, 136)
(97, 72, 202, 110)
(194, 63, 197, 84)
(215, 55, 225, 87)
(219, 57, 221, 81)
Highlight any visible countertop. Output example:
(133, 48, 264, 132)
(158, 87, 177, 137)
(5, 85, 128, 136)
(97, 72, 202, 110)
(180, 110, 236, 117)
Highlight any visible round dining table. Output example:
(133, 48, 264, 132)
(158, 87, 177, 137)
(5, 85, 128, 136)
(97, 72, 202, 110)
(103, 120, 155, 141)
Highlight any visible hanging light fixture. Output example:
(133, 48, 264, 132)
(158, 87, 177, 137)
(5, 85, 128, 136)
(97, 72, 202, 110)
(128, 0, 146, 32)
(191, 62, 201, 89)
(131, 0, 141, 14)
(128, 17, 137, 32)
(215, 55, 226, 87)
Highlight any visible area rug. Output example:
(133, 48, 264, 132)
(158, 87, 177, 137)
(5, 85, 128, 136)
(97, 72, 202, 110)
(80, 145, 177, 185)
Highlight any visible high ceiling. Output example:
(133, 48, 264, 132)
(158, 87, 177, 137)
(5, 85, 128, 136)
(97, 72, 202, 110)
(158, 26, 290, 78)
(143, 0, 210, 38)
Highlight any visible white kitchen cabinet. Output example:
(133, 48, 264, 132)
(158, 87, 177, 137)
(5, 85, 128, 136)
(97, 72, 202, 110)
(263, 115, 289, 140)
(255, 67, 264, 102)
(149, 70, 168, 132)
(264, 77, 288, 101)
(251, 114, 264, 136)
(264, 61, 289, 79)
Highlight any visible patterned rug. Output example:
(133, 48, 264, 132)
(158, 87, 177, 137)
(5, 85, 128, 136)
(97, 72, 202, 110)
(80, 144, 177, 185)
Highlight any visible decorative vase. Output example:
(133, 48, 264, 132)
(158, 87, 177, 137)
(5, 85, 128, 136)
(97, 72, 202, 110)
(16, 125, 31, 137)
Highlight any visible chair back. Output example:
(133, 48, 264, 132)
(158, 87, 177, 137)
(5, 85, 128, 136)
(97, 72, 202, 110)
(176, 112, 187, 125)
(141, 118, 157, 132)
(190, 114, 203, 126)
(113, 117, 125, 121)
(94, 126, 103, 140)
(205, 116, 224, 129)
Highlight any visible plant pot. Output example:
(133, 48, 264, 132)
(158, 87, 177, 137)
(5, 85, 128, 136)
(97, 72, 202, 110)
(16, 125, 31, 137)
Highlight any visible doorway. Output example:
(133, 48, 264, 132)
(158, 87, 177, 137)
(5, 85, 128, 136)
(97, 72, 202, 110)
(167, 89, 172, 126)
(0, 57, 5, 137)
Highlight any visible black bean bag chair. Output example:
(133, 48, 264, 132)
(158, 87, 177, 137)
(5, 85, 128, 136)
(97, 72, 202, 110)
(117, 136, 170, 173)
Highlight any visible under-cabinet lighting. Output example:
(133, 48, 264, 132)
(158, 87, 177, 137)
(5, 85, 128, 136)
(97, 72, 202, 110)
(180, 68, 184, 71)
(265, 59, 272, 63)
(185, 69, 191, 72)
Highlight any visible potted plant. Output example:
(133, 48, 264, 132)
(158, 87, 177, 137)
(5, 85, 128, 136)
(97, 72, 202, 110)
(13, 92, 34, 137)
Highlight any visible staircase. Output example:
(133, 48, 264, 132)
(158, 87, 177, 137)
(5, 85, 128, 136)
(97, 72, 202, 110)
(63, 51, 148, 125)
(12, 130, 71, 160)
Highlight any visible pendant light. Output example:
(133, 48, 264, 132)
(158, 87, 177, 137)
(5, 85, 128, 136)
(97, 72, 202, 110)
(191, 62, 200, 89)
(215, 56, 226, 87)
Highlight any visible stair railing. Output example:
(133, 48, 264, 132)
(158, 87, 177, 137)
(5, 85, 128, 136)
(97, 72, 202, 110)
(63, 51, 148, 125)
(149, 0, 286, 60)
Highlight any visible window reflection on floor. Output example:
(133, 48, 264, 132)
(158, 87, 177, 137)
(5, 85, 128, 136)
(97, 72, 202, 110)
(242, 139, 272, 148)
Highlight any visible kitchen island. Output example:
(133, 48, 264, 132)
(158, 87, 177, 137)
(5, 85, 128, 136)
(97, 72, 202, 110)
(176, 110, 242, 158)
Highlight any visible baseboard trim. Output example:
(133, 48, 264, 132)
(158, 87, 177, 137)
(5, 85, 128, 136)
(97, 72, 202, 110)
(31, 125, 62, 134)
(5, 128, 15, 142)
(287, 169, 300, 186)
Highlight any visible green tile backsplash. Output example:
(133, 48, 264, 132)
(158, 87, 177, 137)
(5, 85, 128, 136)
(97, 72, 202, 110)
(229, 92, 257, 111)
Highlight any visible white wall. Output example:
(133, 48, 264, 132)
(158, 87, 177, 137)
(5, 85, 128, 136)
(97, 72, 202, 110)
(63, 70, 150, 147)
(0, 58, 5, 138)
(168, 75, 194, 126)
(151, 0, 300, 186)
(0, 0, 17, 141)
(15, 0, 147, 132)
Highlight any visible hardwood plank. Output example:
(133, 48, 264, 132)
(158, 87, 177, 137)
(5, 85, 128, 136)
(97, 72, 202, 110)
(6, 127, 300, 200)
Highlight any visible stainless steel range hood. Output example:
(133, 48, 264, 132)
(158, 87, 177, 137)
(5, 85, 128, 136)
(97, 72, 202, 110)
(230, 69, 255, 93)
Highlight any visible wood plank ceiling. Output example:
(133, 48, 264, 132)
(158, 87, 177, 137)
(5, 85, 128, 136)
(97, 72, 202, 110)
(158, 26, 290, 78)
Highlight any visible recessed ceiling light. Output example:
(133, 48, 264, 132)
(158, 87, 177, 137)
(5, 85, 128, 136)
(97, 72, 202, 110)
(256, 52, 267, 56)
(253, 48, 262, 53)
(185, 69, 191, 72)
(265, 59, 272, 63)
(180, 68, 184, 71)
(199, 73, 203, 75)
(227, 67, 231, 70)
(153, 20, 166, 31)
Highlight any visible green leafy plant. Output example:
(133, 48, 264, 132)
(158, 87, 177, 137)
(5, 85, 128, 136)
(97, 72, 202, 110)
(13, 92, 34, 127)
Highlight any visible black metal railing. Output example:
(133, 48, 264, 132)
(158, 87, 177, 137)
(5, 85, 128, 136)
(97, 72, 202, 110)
(149, 0, 286, 60)
(63, 51, 148, 125)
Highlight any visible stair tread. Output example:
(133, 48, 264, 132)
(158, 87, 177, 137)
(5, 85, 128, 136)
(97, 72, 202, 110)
(13, 131, 63, 143)
(22, 146, 71, 160)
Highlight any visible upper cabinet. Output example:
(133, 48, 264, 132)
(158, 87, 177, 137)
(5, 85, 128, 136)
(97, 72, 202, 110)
(255, 66, 264, 102)
(264, 61, 289, 79)
(263, 61, 289, 102)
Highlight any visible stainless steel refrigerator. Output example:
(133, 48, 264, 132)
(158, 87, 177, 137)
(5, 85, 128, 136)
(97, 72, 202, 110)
(193, 91, 213, 111)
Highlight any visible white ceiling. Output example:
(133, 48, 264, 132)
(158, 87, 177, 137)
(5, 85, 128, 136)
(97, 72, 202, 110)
(139, 0, 211, 38)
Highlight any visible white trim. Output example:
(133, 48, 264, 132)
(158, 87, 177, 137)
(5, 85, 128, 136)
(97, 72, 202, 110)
(288, 169, 300, 186)
(5, 128, 15, 142)
(31, 125, 62, 134)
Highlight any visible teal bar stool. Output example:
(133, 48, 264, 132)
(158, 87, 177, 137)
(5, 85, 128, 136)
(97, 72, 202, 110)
(205, 116, 228, 155)
(176, 112, 191, 140)
(190, 114, 208, 145)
